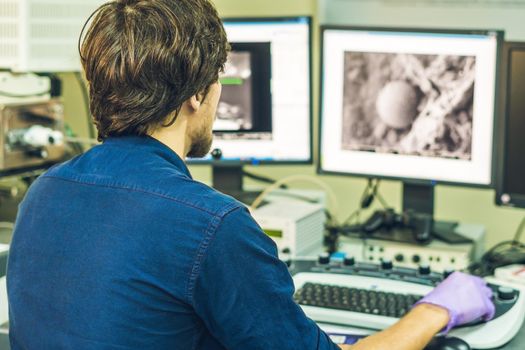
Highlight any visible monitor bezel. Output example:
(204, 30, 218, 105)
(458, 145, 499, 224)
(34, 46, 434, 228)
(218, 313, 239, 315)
(188, 16, 313, 166)
(495, 41, 525, 208)
(317, 25, 504, 188)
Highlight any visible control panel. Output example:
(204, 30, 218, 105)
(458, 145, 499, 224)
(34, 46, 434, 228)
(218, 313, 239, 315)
(338, 224, 485, 272)
(290, 256, 525, 349)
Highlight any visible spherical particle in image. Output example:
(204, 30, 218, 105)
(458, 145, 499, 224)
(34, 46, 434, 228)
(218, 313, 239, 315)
(376, 81, 419, 129)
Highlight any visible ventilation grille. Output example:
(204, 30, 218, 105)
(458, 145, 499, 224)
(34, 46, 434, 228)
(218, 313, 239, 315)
(0, 43, 17, 58)
(296, 209, 325, 254)
(0, 1, 18, 19)
(0, 1, 19, 68)
(0, 0, 104, 71)
(0, 23, 17, 38)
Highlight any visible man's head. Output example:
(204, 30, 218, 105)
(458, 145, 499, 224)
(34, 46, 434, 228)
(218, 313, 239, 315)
(80, 0, 229, 156)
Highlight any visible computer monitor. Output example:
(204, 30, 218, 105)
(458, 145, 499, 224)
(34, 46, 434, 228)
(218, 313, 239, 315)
(496, 42, 525, 208)
(189, 17, 312, 199)
(319, 26, 502, 221)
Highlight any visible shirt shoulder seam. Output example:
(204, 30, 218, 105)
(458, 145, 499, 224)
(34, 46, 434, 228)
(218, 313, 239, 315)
(185, 206, 244, 304)
(40, 174, 241, 217)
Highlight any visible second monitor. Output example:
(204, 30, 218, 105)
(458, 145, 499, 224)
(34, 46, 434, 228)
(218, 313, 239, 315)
(190, 17, 312, 200)
(212, 17, 311, 163)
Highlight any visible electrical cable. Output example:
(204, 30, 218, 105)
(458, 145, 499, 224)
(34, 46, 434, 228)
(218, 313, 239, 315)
(359, 178, 375, 209)
(242, 170, 325, 203)
(341, 178, 390, 227)
(513, 216, 525, 243)
(242, 170, 288, 189)
(74, 72, 97, 140)
(468, 240, 525, 277)
(373, 182, 389, 209)
(249, 175, 340, 224)
(342, 209, 361, 226)
(468, 216, 525, 276)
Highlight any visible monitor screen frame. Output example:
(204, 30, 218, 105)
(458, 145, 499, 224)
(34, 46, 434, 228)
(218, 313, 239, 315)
(187, 16, 313, 166)
(496, 41, 525, 208)
(317, 25, 504, 188)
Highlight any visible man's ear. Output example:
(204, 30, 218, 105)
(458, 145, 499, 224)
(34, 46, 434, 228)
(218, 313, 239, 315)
(189, 95, 201, 112)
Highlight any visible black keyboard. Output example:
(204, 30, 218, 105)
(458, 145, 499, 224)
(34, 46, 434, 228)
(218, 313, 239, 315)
(294, 282, 422, 318)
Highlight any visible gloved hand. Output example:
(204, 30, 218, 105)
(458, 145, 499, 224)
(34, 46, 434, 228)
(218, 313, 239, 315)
(415, 272, 495, 333)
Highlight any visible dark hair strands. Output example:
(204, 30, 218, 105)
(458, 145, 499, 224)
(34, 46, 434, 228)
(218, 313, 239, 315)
(79, 0, 230, 141)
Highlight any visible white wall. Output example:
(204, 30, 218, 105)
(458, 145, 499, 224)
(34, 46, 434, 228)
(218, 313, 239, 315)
(320, 0, 525, 40)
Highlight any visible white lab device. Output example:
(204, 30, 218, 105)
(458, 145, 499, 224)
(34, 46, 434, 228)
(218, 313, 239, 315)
(339, 224, 485, 272)
(251, 201, 325, 259)
(0, 0, 105, 72)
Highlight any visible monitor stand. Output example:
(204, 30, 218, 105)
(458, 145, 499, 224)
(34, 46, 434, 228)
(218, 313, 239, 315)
(402, 183, 469, 244)
(212, 164, 262, 205)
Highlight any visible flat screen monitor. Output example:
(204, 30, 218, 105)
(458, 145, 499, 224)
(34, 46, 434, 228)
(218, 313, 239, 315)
(191, 16, 312, 164)
(496, 42, 525, 208)
(189, 17, 312, 201)
(319, 26, 502, 224)
(320, 27, 501, 186)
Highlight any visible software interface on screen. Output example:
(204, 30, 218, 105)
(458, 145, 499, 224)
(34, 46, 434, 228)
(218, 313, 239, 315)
(500, 47, 525, 203)
(320, 29, 500, 185)
(200, 18, 311, 163)
(216, 42, 273, 134)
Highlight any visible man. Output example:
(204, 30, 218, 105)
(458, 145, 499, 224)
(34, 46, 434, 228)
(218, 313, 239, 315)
(7, 1, 494, 349)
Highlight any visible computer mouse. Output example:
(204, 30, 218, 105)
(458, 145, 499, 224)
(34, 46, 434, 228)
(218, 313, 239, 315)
(425, 336, 471, 350)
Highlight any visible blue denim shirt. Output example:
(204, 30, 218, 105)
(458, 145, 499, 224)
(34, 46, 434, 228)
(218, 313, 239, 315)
(7, 136, 337, 350)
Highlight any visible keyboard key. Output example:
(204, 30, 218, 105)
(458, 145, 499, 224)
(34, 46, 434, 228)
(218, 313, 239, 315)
(295, 283, 423, 319)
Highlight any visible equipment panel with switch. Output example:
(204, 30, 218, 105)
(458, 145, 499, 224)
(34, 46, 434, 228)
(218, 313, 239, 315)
(338, 225, 485, 273)
(252, 200, 325, 260)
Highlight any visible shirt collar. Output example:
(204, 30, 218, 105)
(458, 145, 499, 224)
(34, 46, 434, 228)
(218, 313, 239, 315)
(103, 136, 192, 179)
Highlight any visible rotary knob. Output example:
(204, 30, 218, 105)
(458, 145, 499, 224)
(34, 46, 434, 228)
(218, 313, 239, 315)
(381, 259, 393, 270)
(318, 253, 330, 265)
(343, 256, 356, 267)
(211, 148, 223, 160)
(394, 254, 404, 262)
(418, 264, 431, 275)
(497, 287, 517, 301)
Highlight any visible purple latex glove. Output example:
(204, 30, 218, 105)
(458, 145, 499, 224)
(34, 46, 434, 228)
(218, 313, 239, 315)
(415, 272, 495, 333)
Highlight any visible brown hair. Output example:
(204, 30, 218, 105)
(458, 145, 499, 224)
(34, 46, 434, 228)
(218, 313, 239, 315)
(79, 0, 230, 140)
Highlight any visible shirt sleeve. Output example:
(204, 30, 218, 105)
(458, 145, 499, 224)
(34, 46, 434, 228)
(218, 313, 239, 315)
(190, 206, 339, 350)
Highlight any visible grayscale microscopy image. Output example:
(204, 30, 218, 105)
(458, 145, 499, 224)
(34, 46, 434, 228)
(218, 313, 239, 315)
(215, 52, 253, 131)
(341, 52, 476, 160)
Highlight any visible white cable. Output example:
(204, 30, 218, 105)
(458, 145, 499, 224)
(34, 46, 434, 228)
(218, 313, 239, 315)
(249, 175, 340, 223)
(65, 136, 100, 146)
